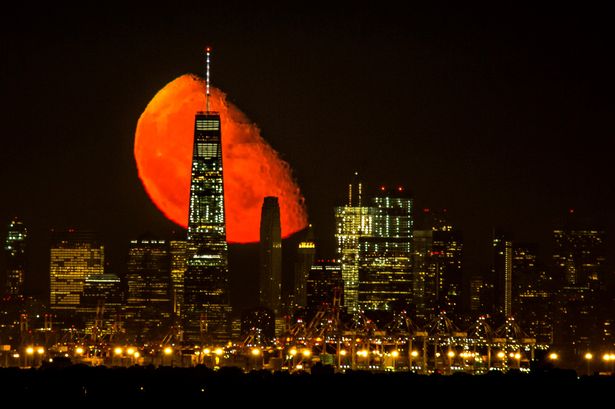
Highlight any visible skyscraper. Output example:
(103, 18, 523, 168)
(553, 228, 605, 287)
(292, 225, 316, 311)
(49, 230, 104, 312)
(78, 273, 123, 337)
(335, 174, 375, 312)
(493, 231, 513, 317)
(306, 260, 343, 315)
(3, 218, 27, 297)
(183, 48, 231, 342)
(358, 187, 414, 311)
(125, 238, 172, 341)
(169, 239, 187, 315)
(259, 196, 282, 316)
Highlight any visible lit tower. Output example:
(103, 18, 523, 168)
(3, 218, 27, 297)
(358, 186, 414, 311)
(335, 172, 375, 312)
(259, 197, 282, 316)
(183, 47, 231, 342)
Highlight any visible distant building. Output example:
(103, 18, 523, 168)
(49, 230, 104, 312)
(307, 260, 343, 315)
(553, 228, 605, 288)
(431, 229, 463, 314)
(358, 187, 413, 311)
(3, 218, 27, 297)
(412, 229, 436, 319)
(292, 225, 316, 311)
(125, 238, 172, 340)
(493, 231, 512, 317)
(413, 210, 463, 319)
(78, 273, 123, 336)
(259, 197, 282, 317)
(335, 173, 374, 312)
(169, 240, 187, 315)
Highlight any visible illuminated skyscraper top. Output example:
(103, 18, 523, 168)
(183, 48, 231, 342)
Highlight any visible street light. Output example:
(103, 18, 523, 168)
(36, 347, 44, 355)
(549, 352, 558, 361)
(26, 347, 34, 355)
(114, 347, 123, 356)
(585, 352, 593, 376)
(75, 347, 84, 355)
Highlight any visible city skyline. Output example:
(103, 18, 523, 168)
(1, 4, 614, 340)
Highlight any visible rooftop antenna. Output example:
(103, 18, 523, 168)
(205, 46, 211, 112)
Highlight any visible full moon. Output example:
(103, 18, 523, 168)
(134, 74, 308, 243)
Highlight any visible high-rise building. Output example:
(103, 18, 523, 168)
(125, 238, 172, 340)
(552, 216, 606, 355)
(169, 240, 187, 315)
(335, 174, 374, 312)
(413, 210, 463, 319)
(306, 260, 343, 315)
(49, 230, 104, 312)
(183, 51, 231, 342)
(512, 243, 552, 343)
(358, 187, 413, 311)
(431, 229, 463, 313)
(259, 197, 282, 316)
(78, 273, 123, 336)
(553, 228, 605, 288)
(292, 225, 316, 311)
(493, 231, 513, 317)
(413, 229, 436, 318)
(3, 218, 27, 297)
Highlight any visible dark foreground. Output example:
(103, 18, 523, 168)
(1, 363, 612, 404)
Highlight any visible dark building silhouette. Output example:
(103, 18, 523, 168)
(292, 225, 316, 312)
(3, 218, 27, 297)
(125, 238, 171, 341)
(307, 260, 343, 316)
(413, 210, 463, 319)
(79, 273, 123, 337)
(259, 197, 282, 317)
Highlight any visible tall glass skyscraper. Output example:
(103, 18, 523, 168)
(3, 218, 27, 297)
(183, 106, 231, 342)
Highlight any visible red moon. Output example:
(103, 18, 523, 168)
(134, 74, 308, 243)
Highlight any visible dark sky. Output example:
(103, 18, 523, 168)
(1, 4, 614, 301)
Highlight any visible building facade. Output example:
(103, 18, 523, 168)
(358, 189, 413, 311)
(49, 230, 104, 312)
(125, 238, 172, 341)
(3, 218, 27, 297)
(259, 197, 282, 317)
(183, 109, 231, 342)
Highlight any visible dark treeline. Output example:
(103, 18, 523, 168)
(0, 362, 613, 404)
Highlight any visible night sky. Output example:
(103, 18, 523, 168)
(2, 4, 614, 304)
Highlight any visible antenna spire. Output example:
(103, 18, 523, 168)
(205, 46, 211, 112)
